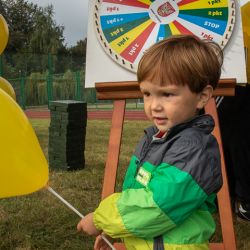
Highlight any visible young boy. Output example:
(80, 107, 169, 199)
(77, 35, 223, 250)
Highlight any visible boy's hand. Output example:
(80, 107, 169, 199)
(94, 234, 113, 250)
(77, 212, 101, 236)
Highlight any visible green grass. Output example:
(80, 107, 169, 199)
(0, 119, 250, 249)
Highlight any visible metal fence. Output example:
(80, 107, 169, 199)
(5, 72, 103, 109)
(0, 52, 143, 109)
(0, 52, 104, 109)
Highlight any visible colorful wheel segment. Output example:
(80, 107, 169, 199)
(94, 0, 236, 72)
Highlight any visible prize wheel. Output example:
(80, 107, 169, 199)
(94, 0, 236, 72)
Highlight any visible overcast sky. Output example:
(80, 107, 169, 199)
(26, 0, 89, 47)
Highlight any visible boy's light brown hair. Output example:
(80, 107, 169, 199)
(137, 34, 223, 93)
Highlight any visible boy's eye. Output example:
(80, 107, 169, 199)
(163, 92, 173, 97)
(143, 92, 150, 97)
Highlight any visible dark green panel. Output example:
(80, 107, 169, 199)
(103, 16, 150, 43)
(179, 7, 228, 21)
(165, 24, 172, 37)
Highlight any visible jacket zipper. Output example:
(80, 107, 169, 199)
(134, 130, 171, 178)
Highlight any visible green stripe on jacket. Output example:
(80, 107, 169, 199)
(147, 162, 209, 225)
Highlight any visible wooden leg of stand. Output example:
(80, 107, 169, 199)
(101, 100, 126, 199)
(205, 98, 237, 250)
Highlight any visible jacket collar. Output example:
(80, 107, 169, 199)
(144, 114, 215, 140)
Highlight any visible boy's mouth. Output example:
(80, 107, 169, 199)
(154, 117, 167, 125)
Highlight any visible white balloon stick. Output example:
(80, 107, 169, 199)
(47, 186, 84, 218)
(47, 186, 116, 250)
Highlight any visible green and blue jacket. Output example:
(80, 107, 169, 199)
(94, 114, 222, 250)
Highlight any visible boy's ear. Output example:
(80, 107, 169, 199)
(197, 85, 213, 109)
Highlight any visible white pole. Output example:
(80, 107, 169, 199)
(47, 186, 84, 218)
(47, 186, 116, 250)
(216, 96, 224, 108)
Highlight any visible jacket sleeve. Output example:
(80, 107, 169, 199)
(93, 134, 221, 238)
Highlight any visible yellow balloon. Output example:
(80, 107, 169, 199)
(241, 2, 250, 48)
(0, 14, 9, 55)
(0, 77, 16, 100)
(0, 89, 48, 199)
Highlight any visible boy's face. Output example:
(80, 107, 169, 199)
(140, 81, 207, 132)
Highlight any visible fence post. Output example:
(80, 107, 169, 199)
(91, 88, 98, 109)
(20, 75, 26, 110)
(47, 54, 53, 107)
(46, 74, 53, 108)
(75, 71, 81, 100)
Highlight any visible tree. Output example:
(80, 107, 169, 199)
(1, 0, 86, 77)
(30, 5, 65, 54)
(65, 38, 87, 71)
(2, 0, 65, 54)
(2, 0, 40, 52)
(69, 39, 87, 58)
(1, 0, 67, 76)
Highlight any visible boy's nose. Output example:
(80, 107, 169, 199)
(151, 97, 162, 111)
